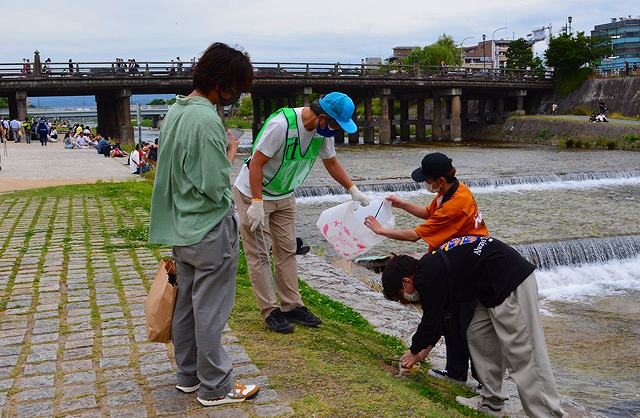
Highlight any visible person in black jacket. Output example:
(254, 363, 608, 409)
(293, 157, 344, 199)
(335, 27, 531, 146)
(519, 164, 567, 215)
(382, 236, 566, 418)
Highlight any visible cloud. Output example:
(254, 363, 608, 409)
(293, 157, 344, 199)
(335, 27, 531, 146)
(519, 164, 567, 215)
(6, 0, 637, 63)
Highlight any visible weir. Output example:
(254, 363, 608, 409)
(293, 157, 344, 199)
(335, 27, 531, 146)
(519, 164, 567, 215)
(295, 170, 640, 198)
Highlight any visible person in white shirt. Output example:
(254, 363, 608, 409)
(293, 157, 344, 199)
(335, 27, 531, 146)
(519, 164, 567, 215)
(9, 119, 22, 142)
(129, 144, 150, 174)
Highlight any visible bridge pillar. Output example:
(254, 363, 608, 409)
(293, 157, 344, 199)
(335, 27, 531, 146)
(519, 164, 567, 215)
(303, 87, 312, 107)
(363, 96, 374, 144)
(151, 115, 160, 129)
(263, 98, 272, 120)
(275, 97, 284, 110)
(478, 99, 486, 124)
(399, 99, 410, 141)
(495, 97, 505, 123)
(379, 89, 391, 144)
(415, 98, 426, 141)
(450, 95, 462, 141)
(251, 95, 262, 141)
(8, 91, 28, 121)
(287, 93, 297, 108)
(348, 97, 360, 145)
(95, 88, 133, 142)
(388, 98, 396, 142)
(432, 96, 442, 140)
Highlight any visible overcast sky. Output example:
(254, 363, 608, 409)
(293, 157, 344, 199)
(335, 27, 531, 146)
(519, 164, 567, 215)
(8, 0, 637, 63)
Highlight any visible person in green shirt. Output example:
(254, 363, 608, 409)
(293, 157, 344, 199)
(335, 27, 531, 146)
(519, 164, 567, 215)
(148, 42, 259, 407)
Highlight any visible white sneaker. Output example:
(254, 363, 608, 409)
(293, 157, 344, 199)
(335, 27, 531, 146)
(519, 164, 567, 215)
(456, 395, 505, 417)
(175, 383, 200, 393)
(197, 382, 260, 407)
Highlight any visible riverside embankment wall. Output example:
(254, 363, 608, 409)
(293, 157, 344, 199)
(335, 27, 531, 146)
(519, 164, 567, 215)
(550, 77, 640, 117)
(467, 116, 640, 148)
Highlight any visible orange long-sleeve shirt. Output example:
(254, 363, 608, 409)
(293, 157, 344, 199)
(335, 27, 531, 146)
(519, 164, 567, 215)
(414, 182, 489, 251)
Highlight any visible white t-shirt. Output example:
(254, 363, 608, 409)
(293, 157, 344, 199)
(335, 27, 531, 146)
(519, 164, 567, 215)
(234, 107, 336, 200)
(130, 149, 140, 174)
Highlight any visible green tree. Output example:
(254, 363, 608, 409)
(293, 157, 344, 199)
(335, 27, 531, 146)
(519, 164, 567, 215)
(237, 96, 253, 117)
(506, 38, 535, 69)
(147, 98, 167, 105)
(166, 97, 177, 105)
(404, 34, 462, 68)
(0, 98, 8, 108)
(545, 32, 612, 94)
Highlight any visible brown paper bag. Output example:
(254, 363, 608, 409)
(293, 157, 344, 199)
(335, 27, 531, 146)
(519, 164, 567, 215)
(145, 259, 178, 342)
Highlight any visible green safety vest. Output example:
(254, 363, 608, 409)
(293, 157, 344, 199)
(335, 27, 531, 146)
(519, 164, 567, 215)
(248, 108, 325, 197)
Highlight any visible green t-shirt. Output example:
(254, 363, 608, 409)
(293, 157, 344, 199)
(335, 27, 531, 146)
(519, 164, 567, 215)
(149, 95, 232, 246)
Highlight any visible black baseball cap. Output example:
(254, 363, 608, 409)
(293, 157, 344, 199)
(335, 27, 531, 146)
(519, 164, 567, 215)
(411, 152, 453, 182)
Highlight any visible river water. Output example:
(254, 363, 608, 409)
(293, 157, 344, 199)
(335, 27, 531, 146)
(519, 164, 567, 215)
(232, 142, 639, 416)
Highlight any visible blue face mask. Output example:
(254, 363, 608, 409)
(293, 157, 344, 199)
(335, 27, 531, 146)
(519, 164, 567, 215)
(316, 123, 339, 138)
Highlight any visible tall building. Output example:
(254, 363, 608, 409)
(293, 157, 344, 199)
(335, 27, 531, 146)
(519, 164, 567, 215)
(591, 17, 640, 71)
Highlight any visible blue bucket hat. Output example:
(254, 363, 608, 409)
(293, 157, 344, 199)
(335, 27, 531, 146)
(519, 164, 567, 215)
(319, 92, 357, 134)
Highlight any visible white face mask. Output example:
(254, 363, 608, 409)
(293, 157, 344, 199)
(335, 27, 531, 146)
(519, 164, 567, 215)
(426, 182, 440, 194)
(403, 290, 420, 302)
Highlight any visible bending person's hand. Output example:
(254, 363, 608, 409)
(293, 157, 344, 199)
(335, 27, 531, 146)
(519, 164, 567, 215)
(348, 185, 370, 206)
(247, 199, 265, 232)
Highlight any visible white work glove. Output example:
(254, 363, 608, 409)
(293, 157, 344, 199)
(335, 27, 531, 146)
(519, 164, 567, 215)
(247, 199, 265, 232)
(348, 185, 370, 206)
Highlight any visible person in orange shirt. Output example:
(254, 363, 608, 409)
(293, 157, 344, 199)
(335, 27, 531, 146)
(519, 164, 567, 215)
(365, 152, 488, 389)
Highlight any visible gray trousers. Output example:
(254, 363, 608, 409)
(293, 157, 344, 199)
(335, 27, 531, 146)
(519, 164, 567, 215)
(467, 273, 566, 418)
(172, 208, 239, 400)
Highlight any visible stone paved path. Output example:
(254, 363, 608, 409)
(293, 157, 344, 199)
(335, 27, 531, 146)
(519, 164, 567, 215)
(0, 195, 292, 417)
(0, 142, 133, 193)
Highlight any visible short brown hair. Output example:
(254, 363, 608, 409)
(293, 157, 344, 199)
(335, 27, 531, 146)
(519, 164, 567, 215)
(193, 43, 253, 94)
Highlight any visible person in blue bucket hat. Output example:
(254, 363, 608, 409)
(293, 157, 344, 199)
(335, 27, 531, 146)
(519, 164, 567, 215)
(233, 91, 371, 334)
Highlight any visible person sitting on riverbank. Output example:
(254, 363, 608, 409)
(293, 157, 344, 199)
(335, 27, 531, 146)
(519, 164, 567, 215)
(364, 152, 488, 389)
(63, 132, 77, 149)
(129, 143, 150, 174)
(110, 143, 127, 158)
(146, 138, 158, 166)
(96, 135, 111, 157)
(381, 238, 567, 418)
(49, 127, 58, 142)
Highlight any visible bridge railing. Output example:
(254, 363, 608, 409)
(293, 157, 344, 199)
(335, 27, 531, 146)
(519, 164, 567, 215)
(0, 61, 553, 82)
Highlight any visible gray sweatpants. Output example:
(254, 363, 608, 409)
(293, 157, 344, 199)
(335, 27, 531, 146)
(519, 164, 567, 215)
(172, 208, 239, 400)
(467, 273, 566, 418)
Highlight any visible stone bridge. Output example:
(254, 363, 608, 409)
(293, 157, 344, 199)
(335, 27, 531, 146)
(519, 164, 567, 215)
(1, 56, 553, 142)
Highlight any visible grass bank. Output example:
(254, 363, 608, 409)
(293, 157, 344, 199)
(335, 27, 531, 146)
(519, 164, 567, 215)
(2, 181, 485, 417)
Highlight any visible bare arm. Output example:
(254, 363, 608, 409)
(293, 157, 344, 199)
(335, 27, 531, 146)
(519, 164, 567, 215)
(248, 151, 270, 200)
(322, 157, 353, 190)
(364, 216, 420, 242)
(226, 129, 239, 162)
(387, 195, 430, 220)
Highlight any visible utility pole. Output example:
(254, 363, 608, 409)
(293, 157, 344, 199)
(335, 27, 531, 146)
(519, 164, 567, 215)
(136, 104, 142, 178)
(482, 34, 486, 71)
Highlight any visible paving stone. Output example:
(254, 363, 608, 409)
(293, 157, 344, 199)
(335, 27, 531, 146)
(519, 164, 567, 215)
(16, 374, 55, 389)
(140, 361, 174, 376)
(30, 333, 59, 344)
(239, 375, 270, 388)
(145, 372, 174, 387)
(99, 356, 130, 369)
(137, 343, 167, 353)
(254, 388, 279, 404)
(102, 368, 136, 380)
(0, 378, 14, 391)
(62, 384, 97, 399)
(59, 395, 97, 412)
(101, 336, 130, 347)
(101, 327, 129, 337)
(233, 363, 260, 377)
(23, 362, 57, 376)
(0, 346, 22, 357)
(26, 343, 58, 363)
(64, 371, 96, 385)
(63, 347, 93, 360)
(65, 338, 94, 350)
(0, 355, 19, 367)
(61, 359, 93, 373)
(139, 351, 169, 364)
(152, 386, 191, 416)
(0, 392, 5, 407)
(105, 380, 141, 393)
(17, 387, 55, 401)
(105, 390, 143, 407)
(109, 407, 149, 418)
(15, 400, 54, 417)
(253, 404, 294, 417)
(206, 409, 249, 418)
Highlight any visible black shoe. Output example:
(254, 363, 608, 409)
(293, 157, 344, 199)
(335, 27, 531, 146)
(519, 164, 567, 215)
(296, 237, 310, 255)
(282, 306, 322, 327)
(265, 308, 293, 334)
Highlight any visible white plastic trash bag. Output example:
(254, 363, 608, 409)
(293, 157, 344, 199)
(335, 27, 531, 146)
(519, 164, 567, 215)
(316, 199, 395, 259)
